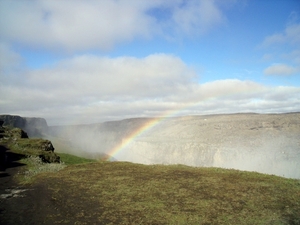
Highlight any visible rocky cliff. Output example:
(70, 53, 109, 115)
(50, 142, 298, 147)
(0, 123, 60, 164)
(0, 115, 48, 137)
(51, 113, 300, 179)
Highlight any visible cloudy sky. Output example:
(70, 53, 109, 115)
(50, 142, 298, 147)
(0, 0, 299, 125)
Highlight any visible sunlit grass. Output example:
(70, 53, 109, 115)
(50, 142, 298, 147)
(35, 161, 300, 224)
(57, 152, 96, 165)
(18, 156, 66, 183)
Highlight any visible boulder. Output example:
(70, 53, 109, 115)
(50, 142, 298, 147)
(39, 152, 60, 163)
(39, 140, 55, 151)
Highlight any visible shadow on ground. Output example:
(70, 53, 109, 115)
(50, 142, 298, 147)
(0, 145, 26, 172)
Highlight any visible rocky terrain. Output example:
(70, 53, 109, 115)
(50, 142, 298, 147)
(0, 122, 60, 166)
(0, 115, 48, 138)
(49, 113, 300, 179)
(2, 113, 299, 178)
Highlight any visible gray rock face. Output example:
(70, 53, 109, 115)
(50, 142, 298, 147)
(52, 113, 300, 178)
(117, 114, 299, 172)
(0, 115, 48, 137)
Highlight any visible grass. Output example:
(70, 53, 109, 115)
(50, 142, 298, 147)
(57, 152, 96, 165)
(11, 148, 95, 183)
(18, 156, 66, 183)
(34, 161, 300, 225)
(8, 138, 49, 154)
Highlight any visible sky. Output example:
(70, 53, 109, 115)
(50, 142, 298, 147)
(0, 0, 300, 125)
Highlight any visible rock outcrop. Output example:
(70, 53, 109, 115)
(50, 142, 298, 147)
(0, 125, 60, 163)
(0, 115, 48, 137)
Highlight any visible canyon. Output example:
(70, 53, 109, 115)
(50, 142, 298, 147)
(48, 113, 300, 179)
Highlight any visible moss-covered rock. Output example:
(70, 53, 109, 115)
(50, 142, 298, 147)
(39, 152, 60, 163)
(10, 128, 29, 139)
(0, 126, 60, 163)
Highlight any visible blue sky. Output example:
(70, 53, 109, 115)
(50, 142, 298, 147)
(0, 0, 299, 125)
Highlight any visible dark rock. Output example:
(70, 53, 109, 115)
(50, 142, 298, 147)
(17, 139, 55, 152)
(0, 115, 27, 132)
(39, 152, 60, 163)
(39, 140, 55, 152)
(10, 128, 29, 139)
(0, 115, 48, 137)
(0, 145, 8, 171)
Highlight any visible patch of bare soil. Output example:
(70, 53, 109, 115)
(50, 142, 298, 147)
(0, 145, 100, 225)
(0, 146, 58, 225)
(1, 159, 300, 224)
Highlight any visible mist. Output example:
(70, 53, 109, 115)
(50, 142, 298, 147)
(48, 113, 300, 179)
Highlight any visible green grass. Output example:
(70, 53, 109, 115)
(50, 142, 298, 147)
(57, 152, 96, 165)
(35, 161, 300, 225)
(18, 156, 66, 183)
(8, 138, 48, 154)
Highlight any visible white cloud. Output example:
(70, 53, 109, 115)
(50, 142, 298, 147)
(259, 16, 300, 75)
(0, 53, 196, 120)
(1, 54, 299, 125)
(286, 24, 300, 45)
(0, 0, 232, 51)
(282, 50, 300, 64)
(261, 23, 300, 47)
(0, 0, 156, 51)
(25, 53, 196, 100)
(264, 63, 298, 76)
(171, 0, 225, 36)
(261, 33, 285, 47)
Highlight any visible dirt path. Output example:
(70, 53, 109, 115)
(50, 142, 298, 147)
(0, 144, 105, 225)
(0, 146, 57, 225)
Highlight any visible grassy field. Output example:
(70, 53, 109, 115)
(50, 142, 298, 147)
(33, 161, 300, 225)
(16, 153, 96, 183)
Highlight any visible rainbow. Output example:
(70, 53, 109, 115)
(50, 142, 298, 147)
(105, 98, 217, 161)
(105, 110, 173, 161)
(105, 81, 264, 161)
